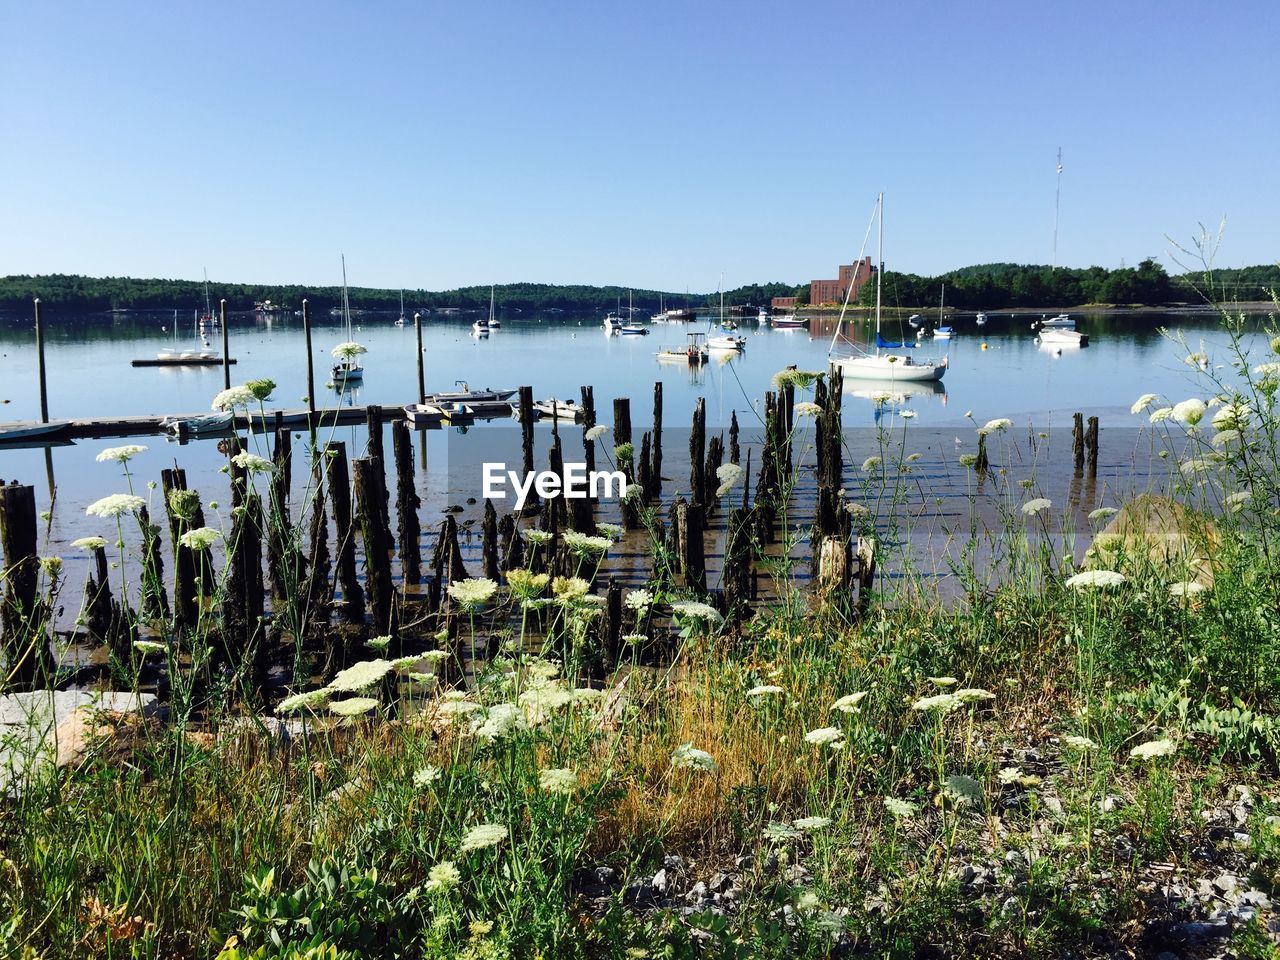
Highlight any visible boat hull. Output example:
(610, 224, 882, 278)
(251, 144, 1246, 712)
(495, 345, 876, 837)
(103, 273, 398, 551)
(831, 355, 948, 382)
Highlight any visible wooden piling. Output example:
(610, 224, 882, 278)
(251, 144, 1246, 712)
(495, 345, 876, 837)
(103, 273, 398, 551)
(302, 299, 316, 438)
(729, 410, 740, 465)
(414, 312, 426, 404)
(220, 299, 230, 390)
(580, 385, 597, 474)
(161, 469, 201, 628)
(1072, 412, 1085, 475)
(354, 457, 399, 649)
(1085, 415, 1099, 478)
(498, 513, 524, 572)
(365, 405, 394, 549)
(722, 506, 753, 617)
(518, 386, 537, 511)
(34, 299, 49, 423)
(689, 398, 706, 503)
(678, 499, 707, 594)
(604, 578, 623, 671)
(703, 434, 723, 509)
(391, 420, 422, 585)
(431, 515, 468, 584)
(0, 482, 48, 685)
(325, 442, 365, 626)
(652, 381, 663, 497)
(138, 506, 170, 621)
(482, 499, 500, 580)
(303, 454, 332, 615)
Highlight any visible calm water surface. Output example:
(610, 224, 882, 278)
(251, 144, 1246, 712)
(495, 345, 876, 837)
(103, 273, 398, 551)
(0, 308, 1263, 573)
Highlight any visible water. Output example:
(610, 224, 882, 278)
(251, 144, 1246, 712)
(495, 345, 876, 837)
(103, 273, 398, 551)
(0, 307, 1265, 577)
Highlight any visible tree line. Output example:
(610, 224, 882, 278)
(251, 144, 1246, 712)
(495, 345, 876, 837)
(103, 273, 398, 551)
(1, 262, 1274, 315)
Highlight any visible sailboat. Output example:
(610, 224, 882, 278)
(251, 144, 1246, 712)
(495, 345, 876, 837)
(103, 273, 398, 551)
(706, 281, 745, 351)
(932, 284, 954, 339)
(618, 289, 649, 335)
(474, 286, 499, 333)
(331, 256, 365, 385)
(829, 194, 948, 383)
(395, 290, 406, 326)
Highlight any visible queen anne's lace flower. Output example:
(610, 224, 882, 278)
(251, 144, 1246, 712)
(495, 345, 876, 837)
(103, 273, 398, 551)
(538, 767, 578, 795)
(715, 463, 744, 496)
(1063, 735, 1098, 751)
(562, 530, 611, 557)
(804, 726, 845, 747)
(178, 527, 222, 550)
(671, 600, 723, 625)
(96, 444, 147, 464)
(671, 743, 717, 772)
(212, 385, 257, 410)
(86, 494, 146, 518)
(329, 696, 379, 716)
(1131, 394, 1158, 415)
(912, 693, 960, 714)
(71, 536, 107, 551)
(1129, 738, 1176, 761)
(506, 569, 549, 601)
(447, 577, 498, 611)
(584, 424, 609, 441)
(1065, 570, 1126, 589)
(1021, 498, 1052, 516)
(459, 823, 509, 852)
(424, 861, 460, 893)
(276, 689, 331, 714)
(624, 588, 653, 611)
(1088, 507, 1118, 521)
(831, 692, 867, 713)
(793, 401, 822, 417)
(327, 659, 394, 692)
(331, 341, 368, 359)
(746, 684, 784, 701)
(794, 815, 832, 831)
(978, 418, 1012, 436)
(232, 452, 274, 473)
(884, 796, 918, 818)
(1171, 398, 1206, 425)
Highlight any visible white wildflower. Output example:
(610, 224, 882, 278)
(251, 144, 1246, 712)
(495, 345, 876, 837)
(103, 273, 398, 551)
(329, 696, 379, 716)
(1063, 735, 1098, 751)
(276, 689, 331, 714)
(1171, 398, 1206, 425)
(804, 726, 845, 748)
(671, 600, 723, 625)
(212, 385, 256, 410)
(715, 462, 744, 496)
(794, 815, 832, 832)
(746, 684, 785, 701)
(413, 765, 443, 788)
(884, 796, 917, 819)
(459, 823, 509, 852)
(1170, 581, 1208, 598)
(978, 418, 1012, 436)
(331, 341, 368, 359)
(96, 444, 147, 464)
(584, 424, 609, 441)
(941, 773, 983, 805)
(671, 743, 718, 772)
(1088, 507, 1118, 521)
(1131, 394, 1158, 415)
(831, 692, 867, 713)
(447, 577, 498, 612)
(232, 452, 274, 473)
(85, 494, 146, 518)
(1065, 570, 1126, 589)
(71, 536, 107, 551)
(793, 401, 822, 418)
(327, 658, 394, 692)
(424, 861, 460, 894)
(561, 530, 611, 557)
(178, 527, 221, 550)
(624, 588, 653, 612)
(912, 693, 960, 714)
(1021, 498, 1052, 516)
(1129, 738, 1176, 761)
(861, 456, 882, 473)
(133, 640, 166, 657)
(537, 767, 578, 795)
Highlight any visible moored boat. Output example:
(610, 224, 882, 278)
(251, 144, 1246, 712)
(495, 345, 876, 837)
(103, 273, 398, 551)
(533, 398, 584, 422)
(707, 334, 746, 351)
(1036, 327, 1089, 347)
(160, 411, 235, 437)
(771, 315, 806, 329)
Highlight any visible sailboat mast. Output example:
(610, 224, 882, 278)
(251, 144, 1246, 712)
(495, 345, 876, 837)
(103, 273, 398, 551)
(875, 192, 884, 351)
(489, 285, 495, 324)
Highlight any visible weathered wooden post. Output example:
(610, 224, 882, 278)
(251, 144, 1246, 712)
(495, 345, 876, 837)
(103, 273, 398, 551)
(354, 457, 398, 649)
(498, 514, 524, 572)
(482, 499, 500, 580)
(689, 398, 706, 506)
(220, 299, 230, 390)
(652, 381, 663, 497)
(303, 454, 331, 613)
(604, 578, 623, 671)
(34, 299, 49, 423)
(580, 385, 597, 474)
(729, 410, 740, 465)
(431, 515, 468, 583)
(723, 506, 753, 616)
(613, 398, 632, 446)
(365, 406, 394, 549)
(161, 469, 200, 628)
(138, 506, 170, 621)
(300, 300, 315, 434)
(518, 386, 537, 512)
(0, 482, 48, 685)
(414, 312, 426, 404)
(678, 499, 706, 594)
(1085, 416, 1099, 479)
(1072, 412, 1085, 475)
(324, 442, 365, 626)
(391, 420, 422, 586)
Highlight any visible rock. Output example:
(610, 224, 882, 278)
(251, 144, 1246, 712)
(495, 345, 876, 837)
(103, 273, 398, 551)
(1211, 873, 1238, 896)
(624, 879, 656, 906)
(651, 868, 668, 893)
(595, 866, 616, 885)
(0, 690, 157, 791)
(687, 882, 708, 902)
(735, 854, 755, 871)
(710, 872, 733, 893)
(1239, 890, 1271, 909)
(662, 854, 685, 874)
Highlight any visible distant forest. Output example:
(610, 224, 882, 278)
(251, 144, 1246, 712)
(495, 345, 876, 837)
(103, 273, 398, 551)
(0, 263, 1275, 315)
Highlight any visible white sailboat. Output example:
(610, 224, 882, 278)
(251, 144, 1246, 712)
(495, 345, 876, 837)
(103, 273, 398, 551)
(932, 284, 954, 339)
(829, 194, 948, 383)
(395, 290, 406, 326)
(331, 256, 365, 385)
(706, 282, 744, 350)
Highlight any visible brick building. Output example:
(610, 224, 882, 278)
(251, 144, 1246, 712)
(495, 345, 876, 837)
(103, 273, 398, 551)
(809, 257, 874, 306)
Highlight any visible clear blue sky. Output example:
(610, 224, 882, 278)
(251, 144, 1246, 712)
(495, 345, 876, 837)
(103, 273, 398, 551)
(1, 0, 1275, 291)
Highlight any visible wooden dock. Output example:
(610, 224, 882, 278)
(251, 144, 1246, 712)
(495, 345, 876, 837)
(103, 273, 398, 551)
(0, 405, 413, 443)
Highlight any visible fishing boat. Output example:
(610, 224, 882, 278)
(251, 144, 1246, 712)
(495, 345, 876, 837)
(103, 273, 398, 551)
(1036, 328, 1089, 347)
(975, 312, 988, 326)
(771, 315, 807, 329)
(533, 398, 584, 422)
(331, 256, 365, 385)
(829, 194, 948, 383)
(160, 411, 235, 437)
(666, 307, 696, 322)
(657, 331, 709, 365)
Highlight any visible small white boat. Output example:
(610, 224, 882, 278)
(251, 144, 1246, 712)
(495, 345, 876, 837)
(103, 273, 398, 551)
(472, 319, 491, 335)
(161, 411, 235, 436)
(757, 308, 769, 323)
(618, 325, 649, 336)
(771, 315, 806, 329)
(602, 311, 624, 330)
(1037, 328, 1089, 347)
(533, 398, 583, 422)
(395, 290, 406, 326)
(975, 312, 988, 326)
(707, 334, 746, 351)
(424, 382, 517, 404)
(403, 403, 446, 427)
(907, 314, 923, 328)
(331, 361, 363, 384)
(1037, 313, 1075, 329)
(933, 326, 954, 340)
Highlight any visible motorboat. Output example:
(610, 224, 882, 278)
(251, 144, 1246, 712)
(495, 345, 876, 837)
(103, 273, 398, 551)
(975, 312, 988, 326)
(533, 398, 584, 422)
(1037, 313, 1075, 329)
(757, 308, 769, 323)
(160, 411, 235, 437)
(424, 382, 517, 404)
(707, 334, 746, 351)
(933, 326, 954, 340)
(618, 324, 649, 335)
(771, 315, 806, 329)
(1036, 328, 1089, 347)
